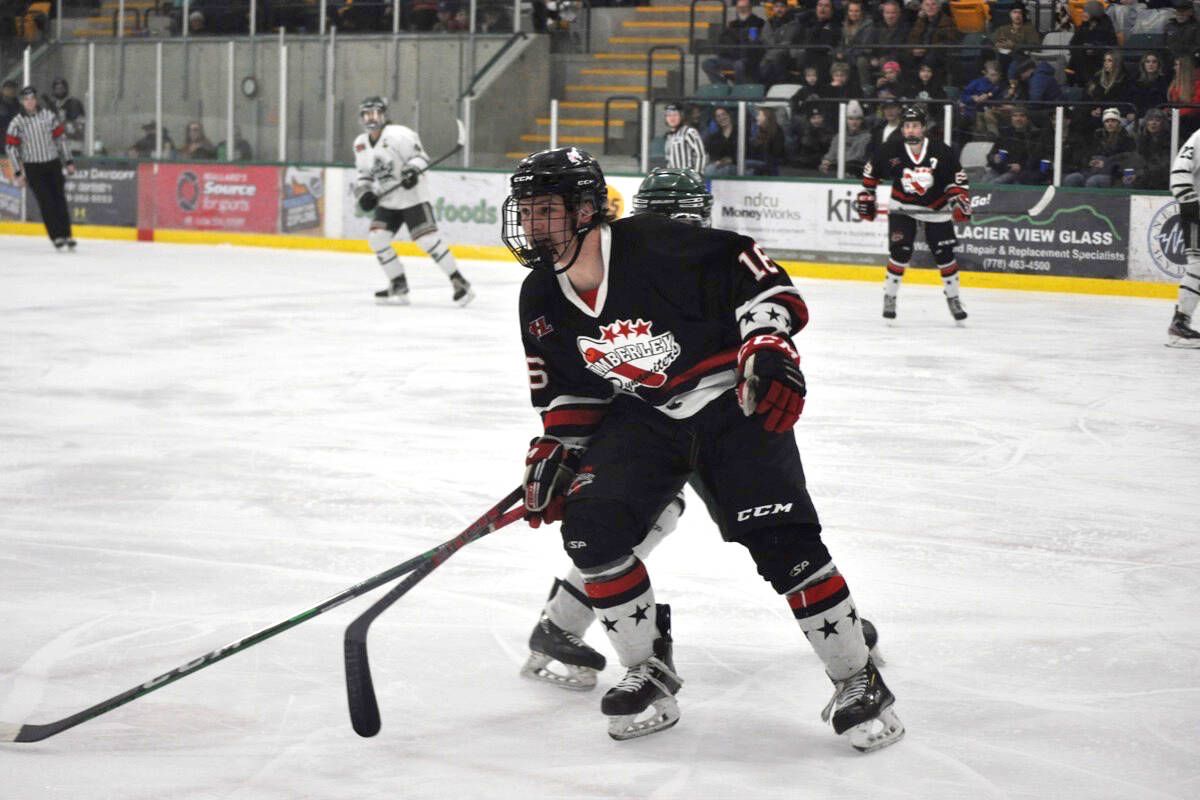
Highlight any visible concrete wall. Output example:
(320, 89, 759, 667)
(467, 34, 549, 169)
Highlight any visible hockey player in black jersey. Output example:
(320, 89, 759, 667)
(855, 105, 971, 324)
(519, 165, 883, 692)
(502, 147, 903, 752)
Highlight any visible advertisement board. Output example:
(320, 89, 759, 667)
(139, 163, 280, 233)
(280, 167, 325, 235)
(711, 180, 1129, 278)
(25, 160, 139, 227)
(0, 159, 22, 221)
(1128, 194, 1183, 284)
(340, 169, 643, 246)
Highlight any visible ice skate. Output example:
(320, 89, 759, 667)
(861, 617, 884, 665)
(946, 295, 968, 324)
(374, 274, 410, 305)
(52, 237, 67, 251)
(1167, 307, 1200, 348)
(520, 614, 606, 691)
(66, 238, 77, 251)
(820, 656, 904, 753)
(601, 604, 683, 741)
(882, 295, 897, 320)
(450, 272, 475, 307)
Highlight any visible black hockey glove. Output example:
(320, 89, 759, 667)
(1179, 199, 1200, 225)
(399, 166, 420, 189)
(736, 334, 806, 433)
(358, 191, 378, 213)
(855, 190, 877, 222)
(524, 436, 581, 528)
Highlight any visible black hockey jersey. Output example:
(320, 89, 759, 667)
(520, 214, 808, 443)
(862, 137, 968, 223)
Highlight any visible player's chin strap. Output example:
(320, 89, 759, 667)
(551, 220, 598, 274)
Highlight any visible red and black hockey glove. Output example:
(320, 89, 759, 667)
(523, 436, 581, 528)
(951, 194, 972, 223)
(855, 190, 877, 222)
(736, 334, 806, 433)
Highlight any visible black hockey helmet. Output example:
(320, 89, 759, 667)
(901, 104, 927, 127)
(900, 104, 926, 144)
(359, 96, 388, 132)
(632, 167, 713, 227)
(502, 147, 609, 272)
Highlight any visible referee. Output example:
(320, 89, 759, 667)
(5, 85, 77, 250)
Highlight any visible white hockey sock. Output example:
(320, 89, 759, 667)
(581, 556, 657, 667)
(368, 227, 404, 281)
(544, 570, 595, 637)
(1178, 263, 1200, 317)
(884, 260, 906, 298)
(414, 231, 459, 279)
(939, 260, 961, 299)
(785, 566, 869, 681)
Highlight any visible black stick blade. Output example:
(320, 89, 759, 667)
(344, 638, 381, 737)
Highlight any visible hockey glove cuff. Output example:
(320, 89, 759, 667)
(358, 191, 378, 212)
(855, 190, 877, 222)
(737, 334, 806, 433)
(399, 166, 420, 189)
(523, 436, 582, 527)
(951, 194, 972, 223)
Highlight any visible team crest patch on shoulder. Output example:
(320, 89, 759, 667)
(576, 319, 680, 390)
(528, 315, 554, 340)
(355, 143, 366, 152)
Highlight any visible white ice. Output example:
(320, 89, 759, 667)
(1, 235, 1198, 800)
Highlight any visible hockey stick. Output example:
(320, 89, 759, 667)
(344, 492, 525, 737)
(0, 486, 522, 745)
(375, 119, 467, 202)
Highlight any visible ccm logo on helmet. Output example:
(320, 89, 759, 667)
(736, 502, 793, 522)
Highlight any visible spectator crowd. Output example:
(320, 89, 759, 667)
(671, 0, 1197, 188)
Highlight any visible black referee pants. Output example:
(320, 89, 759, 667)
(25, 160, 72, 242)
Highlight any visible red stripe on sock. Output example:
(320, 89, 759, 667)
(585, 561, 648, 600)
(787, 574, 846, 610)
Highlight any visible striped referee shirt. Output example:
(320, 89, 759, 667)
(5, 108, 73, 176)
(664, 125, 708, 174)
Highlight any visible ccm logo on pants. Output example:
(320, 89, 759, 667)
(737, 502, 793, 522)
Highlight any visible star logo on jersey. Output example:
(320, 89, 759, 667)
(528, 315, 554, 340)
(576, 319, 680, 391)
(901, 166, 935, 196)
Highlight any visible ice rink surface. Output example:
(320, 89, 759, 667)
(1, 234, 1198, 800)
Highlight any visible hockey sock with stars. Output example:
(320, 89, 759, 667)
(785, 566, 870, 681)
(884, 260, 906, 298)
(581, 556, 657, 667)
(939, 260, 962, 299)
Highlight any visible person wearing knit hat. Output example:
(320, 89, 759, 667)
(1102, 107, 1122, 121)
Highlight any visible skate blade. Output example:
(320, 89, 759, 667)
(375, 294, 411, 306)
(520, 652, 598, 691)
(454, 289, 476, 308)
(845, 706, 905, 753)
(1166, 337, 1200, 349)
(606, 697, 680, 741)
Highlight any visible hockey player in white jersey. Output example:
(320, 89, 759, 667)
(352, 96, 474, 306)
(1167, 127, 1200, 347)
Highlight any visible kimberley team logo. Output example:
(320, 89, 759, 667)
(577, 319, 680, 391)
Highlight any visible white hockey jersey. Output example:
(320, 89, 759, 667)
(353, 124, 431, 210)
(1170, 128, 1200, 204)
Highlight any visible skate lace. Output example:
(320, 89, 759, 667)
(613, 657, 680, 695)
(820, 667, 871, 723)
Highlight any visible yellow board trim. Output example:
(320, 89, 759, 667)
(0, 222, 1175, 299)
